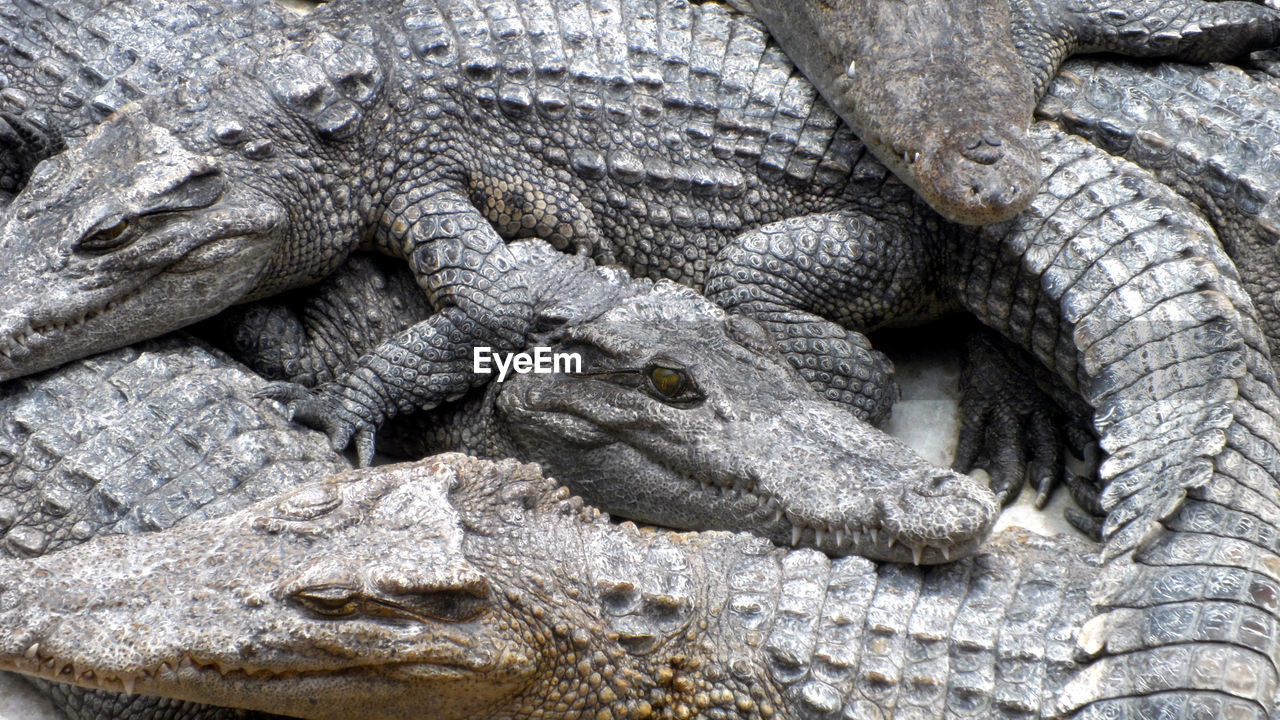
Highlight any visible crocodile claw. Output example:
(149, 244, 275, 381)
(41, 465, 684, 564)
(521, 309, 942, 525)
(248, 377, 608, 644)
(953, 330, 1091, 506)
(256, 381, 378, 466)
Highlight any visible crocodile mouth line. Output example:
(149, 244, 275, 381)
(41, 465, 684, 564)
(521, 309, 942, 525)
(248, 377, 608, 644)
(10, 645, 477, 694)
(0, 285, 146, 364)
(682, 472, 958, 564)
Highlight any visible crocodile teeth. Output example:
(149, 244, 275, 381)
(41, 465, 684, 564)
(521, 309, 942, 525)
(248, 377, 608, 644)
(868, 527, 878, 544)
(885, 537, 896, 551)
(23, 642, 39, 660)
(122, 675, 136, 694)
(815, 527, 826, 547)
(835, 527, 845, 547)
(850, 530, 861, 547)
(911, 544, 924, 566)
(941, 546, 951, 562)
(791, 525, 803, 546)
(772, 507, 784, 524)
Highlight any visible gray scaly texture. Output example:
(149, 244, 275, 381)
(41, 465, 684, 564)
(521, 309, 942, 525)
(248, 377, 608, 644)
(1037, 56, 1280, 375)
(0, 453, 1098, 720)
(711, 0, 1280, 224)
(0, 334, 348, 559)
(958, 125, 1280, 719)
(0, 1, 1277, 714)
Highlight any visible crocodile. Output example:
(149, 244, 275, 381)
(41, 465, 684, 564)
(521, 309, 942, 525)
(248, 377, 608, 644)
(0, 452, 1103, 720)
(0, 0, 900, 438)
(0, 263, 991, 719)
(2, 1, 1279, 715)
(703, 0, 1280, 225)
(1, 249, 999, 565)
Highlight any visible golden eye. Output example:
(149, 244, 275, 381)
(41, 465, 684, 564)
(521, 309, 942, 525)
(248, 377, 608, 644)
(648, 366, 686, 398)
(80, 219, 132, 253)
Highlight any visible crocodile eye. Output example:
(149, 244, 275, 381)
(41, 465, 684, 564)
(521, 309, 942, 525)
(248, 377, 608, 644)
(649, 366, 685, 397)
(291, 585, 361, 617)
(78, 219, 133, 254)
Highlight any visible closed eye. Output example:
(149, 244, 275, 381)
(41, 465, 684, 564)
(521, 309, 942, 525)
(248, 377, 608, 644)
(290, 585, 361, 618)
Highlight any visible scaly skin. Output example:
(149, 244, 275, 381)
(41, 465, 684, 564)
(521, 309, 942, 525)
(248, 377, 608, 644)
(0, 0, 296, 203)
(0, 335, 348, 559)
(1036, 56, 1280, 376)
(0, 268, 994, 718)
(2, 249, 997, 566)
(196, 126, 1280, 718)
(2, 3, 1279, 714)
(0, 453, 1098, 720)
(0, 0, 902, 433)
(718, 0, 1280, 224)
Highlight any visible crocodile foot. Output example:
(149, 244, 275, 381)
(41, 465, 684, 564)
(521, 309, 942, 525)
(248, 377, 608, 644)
(953, 329, 1093, 506)
(257, 380, 380, 467)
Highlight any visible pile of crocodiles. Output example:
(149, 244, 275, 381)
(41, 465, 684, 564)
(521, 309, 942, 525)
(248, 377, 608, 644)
(3, 0, 1280, 717)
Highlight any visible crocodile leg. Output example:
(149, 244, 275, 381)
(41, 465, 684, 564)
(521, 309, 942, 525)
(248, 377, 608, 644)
(257, 189, 542, 465)
(703, 208, 946, 425)
(954, 327, 1096, 506)
(198, 254, 432, 390)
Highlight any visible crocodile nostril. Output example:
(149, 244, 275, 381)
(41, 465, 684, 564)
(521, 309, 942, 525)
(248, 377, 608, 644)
(929, 474, 950, 492)
(981, 131, 1003, 147)
(960, 142, 1004, 165)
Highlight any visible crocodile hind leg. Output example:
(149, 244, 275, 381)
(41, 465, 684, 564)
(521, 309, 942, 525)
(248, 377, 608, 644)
(199, 254, 432, 389)
(955, 326, 1097, 506)
(704, 208, 949, 426)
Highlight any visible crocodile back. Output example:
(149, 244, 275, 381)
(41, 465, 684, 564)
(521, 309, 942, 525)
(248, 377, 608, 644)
(0, 0, 291, 151)
(0, 335, 348, 559)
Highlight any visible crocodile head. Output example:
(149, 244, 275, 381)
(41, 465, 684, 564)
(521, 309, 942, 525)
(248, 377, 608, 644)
(0, 458, 542, 720)
(495, 281, 998, 564)
(735, 0, 1041, 224)
(0, 454, 748, 720)
(0, 107, 287, 381)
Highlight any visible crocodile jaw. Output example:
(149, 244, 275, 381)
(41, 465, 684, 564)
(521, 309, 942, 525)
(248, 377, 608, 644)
(0, 460, 534, 720)
(0, 109, 284, 381)
(0, 230, 274, 382)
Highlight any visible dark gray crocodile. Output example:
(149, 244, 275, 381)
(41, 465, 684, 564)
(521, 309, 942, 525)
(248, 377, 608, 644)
(0, 263, 996, 719)
(1, 249, 999, 565)
(0, 452, 1102, 720)
(707, 0, 1280, 225)
(2, 0, 1279, 716)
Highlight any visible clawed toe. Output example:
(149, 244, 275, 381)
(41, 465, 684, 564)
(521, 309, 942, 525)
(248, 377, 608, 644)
(256, 381, 378, 465)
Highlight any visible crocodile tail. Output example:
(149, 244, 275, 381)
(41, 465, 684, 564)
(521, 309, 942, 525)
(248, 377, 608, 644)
(1038, 57, 1280, 379)
(957, 124, 1280, 718)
